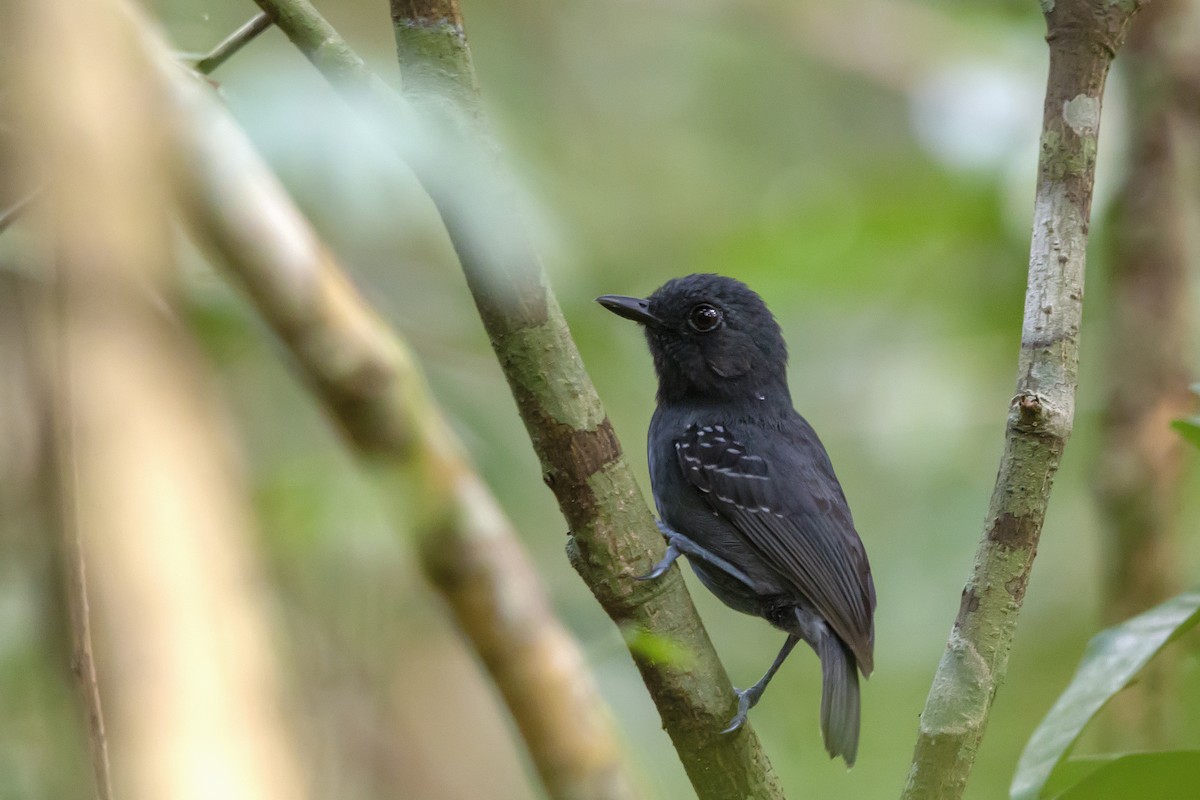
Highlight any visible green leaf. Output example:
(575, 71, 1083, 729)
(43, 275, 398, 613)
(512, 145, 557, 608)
(1039, 754, 1119, 798)
(620, 624, 696, 669)
(1170, 418, 1200, 449)
(1010, 591, 1200, 800)
(1056, 751, 1200, 800)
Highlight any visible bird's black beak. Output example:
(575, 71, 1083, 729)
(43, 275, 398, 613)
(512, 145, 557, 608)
(596, 294, 662, 328)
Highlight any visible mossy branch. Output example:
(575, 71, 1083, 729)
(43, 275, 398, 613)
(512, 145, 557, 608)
(901, 2, 1148, 798)
(251, 0, 787, 796)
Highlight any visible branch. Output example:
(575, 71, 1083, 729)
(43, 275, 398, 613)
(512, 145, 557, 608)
(55, 417, 114, 800)
(250, 0, 787, 796)
(0, 277, 113, 800)
(901, 2, 1148, 798)
(140, 20, 638, 800)
(12, 0, 306, 796)
(192, 12, 273, 74)
(1093, 0, 1198, 747)
(1098, 0, 1197, 627)
(0, 13, 271, 237)
(0, 187, 38, 234)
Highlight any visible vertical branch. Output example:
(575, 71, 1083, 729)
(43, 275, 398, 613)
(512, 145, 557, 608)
(0, 276, 112, 798)
(11, 0, 308, 797)
(249, 1, 787, 796)
(55, 406, 115, 800)
(901, 2, 1146, 798)
(1094, 0, 1199, 746)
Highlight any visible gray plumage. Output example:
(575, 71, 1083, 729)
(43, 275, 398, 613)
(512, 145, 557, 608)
(598, 273, 875, 766)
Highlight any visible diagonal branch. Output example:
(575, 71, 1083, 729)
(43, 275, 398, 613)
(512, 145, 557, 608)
(0, 13, 272, 237)
(136, 19, 638, 800)
(250, 0, 787, 796)
(192, 12, 273, 74)
(901, 2, 1149, 798)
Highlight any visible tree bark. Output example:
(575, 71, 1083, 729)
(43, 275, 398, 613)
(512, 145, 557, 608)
(250, 0, 789, 796)
(384, 2, 786, 796)
(1094, 0, 1199, 746)
(901, 2, 1147, 798)
(145, 21, 639, 800)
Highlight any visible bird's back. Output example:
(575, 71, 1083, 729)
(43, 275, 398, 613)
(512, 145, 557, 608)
(649, 401, 875, 672)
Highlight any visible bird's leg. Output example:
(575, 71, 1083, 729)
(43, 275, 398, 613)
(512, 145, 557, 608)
(637, 521, 755, 586)
(722, 634, 800, 734)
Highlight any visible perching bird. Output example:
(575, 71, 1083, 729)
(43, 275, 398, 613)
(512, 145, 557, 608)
(597, 273, 875, 765)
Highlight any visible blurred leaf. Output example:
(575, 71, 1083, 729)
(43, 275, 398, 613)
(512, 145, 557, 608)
(1170, 418, 1200, 449)
(1055, 751, 1200, 800)
(621, 624, 696, 669)
(1039, 754, 1118, 798)
(1174, 385, 1200, 448)
(1010, 591, 1200, 800)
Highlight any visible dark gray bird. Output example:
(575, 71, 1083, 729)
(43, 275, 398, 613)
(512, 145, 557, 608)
(597, 273, 875, 765)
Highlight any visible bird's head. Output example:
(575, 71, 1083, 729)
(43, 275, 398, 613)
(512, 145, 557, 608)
(597, 273, 790, 405)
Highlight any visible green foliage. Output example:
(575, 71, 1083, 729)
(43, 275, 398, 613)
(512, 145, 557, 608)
(1170, 384, 1200, 449)
(1050, 752, 1200, 800)
(620, 623, 697, 669)
(1011, 591, 1200, 799)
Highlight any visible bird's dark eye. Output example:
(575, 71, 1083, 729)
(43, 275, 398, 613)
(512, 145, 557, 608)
(688, 303, 722, 333)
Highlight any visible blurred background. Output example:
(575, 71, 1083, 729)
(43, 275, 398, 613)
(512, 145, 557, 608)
(2, 0, 1198, 798)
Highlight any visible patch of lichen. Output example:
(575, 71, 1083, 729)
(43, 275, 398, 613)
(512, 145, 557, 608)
(1039, 129, 1098, 181)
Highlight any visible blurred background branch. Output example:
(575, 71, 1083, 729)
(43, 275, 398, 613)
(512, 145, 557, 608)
(1094, 0, 1200, 748)
(9, 0, 308, 798)
(152, 23, 638, 798)
(191, 11, 274, 75)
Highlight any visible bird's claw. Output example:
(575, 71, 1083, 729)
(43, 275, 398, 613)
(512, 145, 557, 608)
(635, 561, 671, 581)
(721, 688, 754, 734)
(636, 537, 681, 581)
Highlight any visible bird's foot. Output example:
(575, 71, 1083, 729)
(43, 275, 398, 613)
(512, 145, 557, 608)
(645, 523, 757, 588)
(636, 537, 681, 581)
(721, 687, 757, 734)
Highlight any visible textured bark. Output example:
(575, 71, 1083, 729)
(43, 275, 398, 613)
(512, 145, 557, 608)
(11, 1, 308, 798)
(149, 26, 637, 800)
(901, 2, 1147, 798)
(386, 3, 786, 797)
(1094, 0, 1199, 746)
(252, 1, 787, 796)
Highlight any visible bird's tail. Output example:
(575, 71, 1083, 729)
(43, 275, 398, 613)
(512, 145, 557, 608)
(818, 633, 860, 767)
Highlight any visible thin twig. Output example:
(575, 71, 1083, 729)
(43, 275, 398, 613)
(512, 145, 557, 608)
(0, 188, 39, 233)
(55, 354, 115, 800)
(901, 2, 1148, 798)
(0, 14, 271, 237)
(194, 12, 273, 74)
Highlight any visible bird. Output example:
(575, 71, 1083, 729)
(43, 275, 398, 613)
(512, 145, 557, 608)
(597, 273, 875, 766)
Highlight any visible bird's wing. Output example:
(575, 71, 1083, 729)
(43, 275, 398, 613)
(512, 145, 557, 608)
(676, 423, 875, 672)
